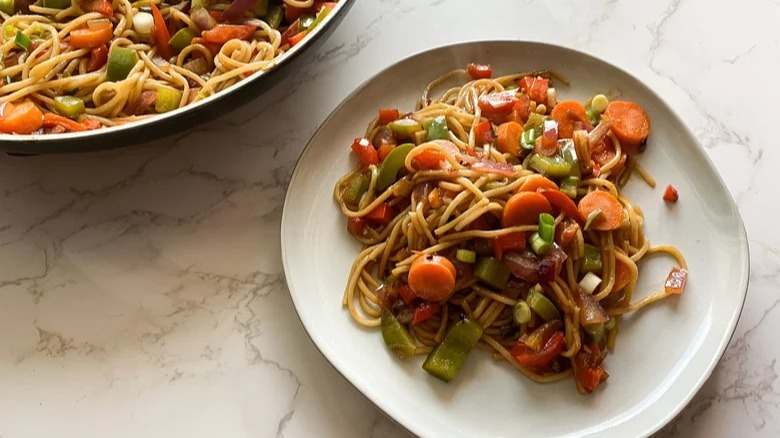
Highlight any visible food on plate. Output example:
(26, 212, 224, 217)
(334, 64, 688, 393)
(0, 0, 336, 134)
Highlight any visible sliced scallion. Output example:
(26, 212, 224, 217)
(527, 286, 561, 321)
(560, 176, 579, 198)
(529, 232, 552, 256)
(513, 300, 532, 325)
(14, 31, 30, 51)
(456, 249, 476, 264)
(538, 213, 555, 243)
(579, 271, 602, 294)
(521, 128, 536, 150)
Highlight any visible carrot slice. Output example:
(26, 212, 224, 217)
(495, 121, 523, 155)
(603, 101, 650, 147)
(519, 175, 558, 192)
(502, 192, 553, 227)
(42, 113, 88, 132)
(0, 100, 43, 134)
(408, 254, 457, 301)
(540, 189, 584, 224)
(550, 100, 591, 139)
(577, 191, 623, 231)
(613, 258, 632, 292)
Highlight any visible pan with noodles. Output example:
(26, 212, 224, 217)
(334, 63, 689, 394)
(0, 0, 350, 152)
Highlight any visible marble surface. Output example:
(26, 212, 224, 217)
(0, 0, 777, 436)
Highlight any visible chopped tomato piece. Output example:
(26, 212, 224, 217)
(519, 76, 549, 103)
(512, 331, 565, 374)
(86, 44, 108, 72)
(365, 203, 393, 225)
(378, 108, 400, 125)
(663, 184, 679, 203)
(411, 302, 440, 325)
(507, 96, 532, 124)
(467, 63, 492, 80)
(351, 137, 379, 166)
(478, 92, 518, 116)
(473, 120, 494, 145)
(664, 268, 688, 295)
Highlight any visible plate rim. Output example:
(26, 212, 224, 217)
(281, 39, 750, 438)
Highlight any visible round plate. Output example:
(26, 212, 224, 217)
(281, 41, 749, 438)
(0, 0, 354, 154)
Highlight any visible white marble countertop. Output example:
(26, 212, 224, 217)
(0, 0, 777, 436)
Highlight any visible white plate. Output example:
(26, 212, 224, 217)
(281, 41, 749, 438)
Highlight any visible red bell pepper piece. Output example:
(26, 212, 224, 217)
(411, 302, 440, 325)
(365, 203, 393, 225)
(398, 284, 417, 306)
(473, 120, 494, 145)
(519, 76, 550, 104)
(347, 217, 367, 236)
(493, 231, 526, 260)
(86, 44, 108, 72)
(512, 331, 565, 374)
(202, 24, 257, 44)
(539, 189, 584, 224)
(467, 63, 492, 80)
(351, 137, 379, 166)
(378, 108, 400, 125)
(478, 91, 518, 117)
(573, 342, 608, 393)
(150, 3, 172, 59)
(663, 184, 679, 203)
(507, 96, 532, 124)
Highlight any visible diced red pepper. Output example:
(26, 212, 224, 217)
(150, 3, 172, 59)
(398, 284, 416, 306)
(347, 216, 367, 236)
(378, 108, 400, 125)
(493, 232, 526, 260)
(202, 24, 257, 44)
(539, 189, 584, 224)
(467, 63, 492, 80)
(507, 96, 532, 124)
(478, 92, 518, 116)
(365, 203, 393, 225)
(664, 268, 688, 295)
(512, 331, 565, 374)
(351, 137, 379, 166)
(473, 120, 494, 145)
(573, 342, 608, 393)
(289, 30, 308, 46)
(86, 44, 108, 72)
(519, 76, 550, 103)
(663, 184, 679, 203)
(411, 302, 440, 325)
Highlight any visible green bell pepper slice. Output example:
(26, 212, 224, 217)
(155, 86, 183, 113)
(107, 47, 139, 81)
(0, 0, 14, 14)
(342, 172, 369, 205)
(474, 256, 510, 290)
(527, 139, 579, 178)
(580, 244, 603, 273)
(527, 286, 561, 321)
(388, 118, 423, 139)
(381, 312, 417, 359)
(423, 115, 449, 141)
(42, 0, 70, 9)
(376, 143, 414, 190)
(264, 4, 283, 29)
(54, 96, 85, 118)
(169, 27, 197, 52)
(422, 317, 483, 382)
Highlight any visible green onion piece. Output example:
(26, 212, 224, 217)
(191, 0, 208, 9)
(342, 173, 369, 205)
(423, 115, 449, 141)
(456, 249, 476, 264)
(42, 0, 70, 9)
(483, 180, 505, 191)
(264, 4, 284, 29)
(513, 300, 532, 325)
(474, 257, 511, 290)
(523, 112, 546, 132)
(580, 244, 603, 273)
(538, 213, 555, 243)
(107, 46, 139, 81)
(308, 4, 332, 30)
(53, 96, 85, 118)
(168, 27, 197, 52)
(526, 286, 561, 321)
(560, 176, 579, 198)
(585, 324, 605, 342)
(5, 75, 10, 85)
(591, 94, 609, 114)
(14, 31, 31, 52)
(155, 86, 182, 113)
(527, 139, 580, 178)
(381, 312, 417, 359)
(521, 128, 536, 150)
(585, 108, 599, 126)
(584, 208, 603, 231)
(388, 118, 423, 139)
(605, 316, 617, 331)
(529, 232, 552, 256)
(422, 317, 483, 382)
(251, 0, 269, 16)
(579, 271, 602, 294)
(504, 84, 518, 90)
(3, 25, 17, 40)
(299, 13, 316, 30)
(0, 0, 14, 14)
(376, 143, 414, 190)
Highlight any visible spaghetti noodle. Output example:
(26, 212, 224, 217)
(334, 64, 689, 393)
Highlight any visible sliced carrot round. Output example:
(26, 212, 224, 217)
(603, 101, 650, 147)
(408, 254, 457, 301)
(495, 121, 523, 155)
(613, 258, 632, 292)
(577, 190, 623, 231)
(519, 175, 558, 192)
(502, 192, 552, 227)
(550, 100, 591, 139)
(539, 189, 584, 224)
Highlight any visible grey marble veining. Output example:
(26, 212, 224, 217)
(0, 0, 777, 437)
